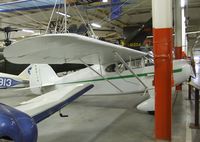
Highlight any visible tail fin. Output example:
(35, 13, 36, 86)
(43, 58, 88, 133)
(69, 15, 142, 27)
(29, 64, 59, 94)
(18, 65, 32, 80)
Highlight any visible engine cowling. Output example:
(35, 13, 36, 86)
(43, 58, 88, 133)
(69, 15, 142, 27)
(0, 103, 38, 142)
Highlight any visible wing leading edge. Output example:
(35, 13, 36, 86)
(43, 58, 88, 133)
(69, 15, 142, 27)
(15, 84, 94, 123)
(4, 33, 147, 65)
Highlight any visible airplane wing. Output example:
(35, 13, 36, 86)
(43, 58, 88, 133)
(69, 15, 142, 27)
(15, 83, 93, 123)
(4, 33, 147, 65)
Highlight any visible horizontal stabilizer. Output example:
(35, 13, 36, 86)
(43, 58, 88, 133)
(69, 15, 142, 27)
(15, 84, 94, 123)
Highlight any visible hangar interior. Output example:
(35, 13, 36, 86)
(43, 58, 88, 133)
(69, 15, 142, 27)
(0, 0, 200, 142)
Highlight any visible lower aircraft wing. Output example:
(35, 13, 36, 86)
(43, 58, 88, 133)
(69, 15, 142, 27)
(0, 83, 94, 142)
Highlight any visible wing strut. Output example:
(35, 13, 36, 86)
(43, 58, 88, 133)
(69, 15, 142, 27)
(114, 52, 148, 90)
(79, 58, 123, 93)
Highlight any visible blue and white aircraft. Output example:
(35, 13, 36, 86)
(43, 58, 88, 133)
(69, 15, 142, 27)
(0, 66, 30, 89)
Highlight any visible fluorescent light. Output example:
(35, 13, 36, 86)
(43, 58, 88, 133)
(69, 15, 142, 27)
(56, 12, 71, 17)
(182, 8, 186, 53)
(181, 0, 185, 7)
(32, 33, 41, 36)
(11, 39, 17, 42)
(186, 31, 200, 35)
(102, 0, 108, 2)
(91, 23, 101, 28)
(22, 29, 34, 33)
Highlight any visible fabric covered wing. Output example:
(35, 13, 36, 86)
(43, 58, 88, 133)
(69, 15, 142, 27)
(15, 84, 93, 123)
(4, 33, 147, 65)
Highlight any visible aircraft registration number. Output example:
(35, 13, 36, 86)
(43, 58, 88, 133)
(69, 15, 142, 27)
(0, 78, 14, 87)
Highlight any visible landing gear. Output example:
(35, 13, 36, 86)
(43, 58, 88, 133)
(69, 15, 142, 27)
(148, 111, 155, 115)
(59, 110, 68, 118)
(0, 137, 13, 142)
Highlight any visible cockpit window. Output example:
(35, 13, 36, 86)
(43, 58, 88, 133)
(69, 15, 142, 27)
(105, 63, 125, 73)
(131, 59, 143, 68)
(105, 64, 116, 72)
(105, 57, 152, 73)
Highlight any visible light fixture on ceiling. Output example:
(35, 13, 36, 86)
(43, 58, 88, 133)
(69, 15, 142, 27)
(56, 12, 71, 17)
(181, 0, 185, 8)
(186, 31, 200, 35)
(91, 23, 101, 28)
(102, 0, 108, 2)
(32, 33, 41, 36)
(22, 29, 34, 33)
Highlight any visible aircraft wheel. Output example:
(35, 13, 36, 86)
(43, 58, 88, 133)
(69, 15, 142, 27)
(148, 111, 155, 115)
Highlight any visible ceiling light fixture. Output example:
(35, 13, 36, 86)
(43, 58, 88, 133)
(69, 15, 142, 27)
(22, 29, 34, 33)
(32, 33, 41, 36)
(56, 12, 71, 17)
(186, 31, 200, 35)
(102, 0, 108, 2)
(181, 0, 185, 7)
(91, 23, 101, 28)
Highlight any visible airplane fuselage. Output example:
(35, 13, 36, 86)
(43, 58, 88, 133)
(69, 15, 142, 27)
(55, 59, 192, 95)
(0, 73, 28, 89)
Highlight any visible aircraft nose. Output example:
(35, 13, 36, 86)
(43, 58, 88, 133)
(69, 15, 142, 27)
(182, 62, 195, 80)
(174, 59, 194, 85)
(182, 61, 195, 79)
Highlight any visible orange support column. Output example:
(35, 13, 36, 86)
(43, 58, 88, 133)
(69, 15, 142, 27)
(152, 0, 173, 141)
(175, 47, 182, 59)
(154, 28, 173, 141)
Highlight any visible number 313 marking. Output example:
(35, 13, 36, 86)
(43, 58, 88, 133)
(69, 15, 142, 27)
(0, 78, 12, 87)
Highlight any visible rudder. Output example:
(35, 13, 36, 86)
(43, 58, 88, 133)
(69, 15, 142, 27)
(29, 64, 58, 94)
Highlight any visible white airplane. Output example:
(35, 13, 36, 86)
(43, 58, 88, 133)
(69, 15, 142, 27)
(1, 33, 193, 142)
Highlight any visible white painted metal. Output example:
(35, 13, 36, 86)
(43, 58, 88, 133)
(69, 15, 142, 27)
(55, 60, 191, 95)
(3, 33, 147, 65)
(175, 0, 183, 47)
(114, 52, 148, 89)
(23, 59, 192, 112)
(152, 0, 173, 28)
(182, 8, 187, 54)
(29, 64, 59, 94)
(16, 84, 92, 117)
(79, 58, 123, 93)
(137, 89, 155, 111)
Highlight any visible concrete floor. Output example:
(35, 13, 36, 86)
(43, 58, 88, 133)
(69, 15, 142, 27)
(189, 62, 200, 142)
(0, 85, 193, 142)
(189, 97, 200, 142)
